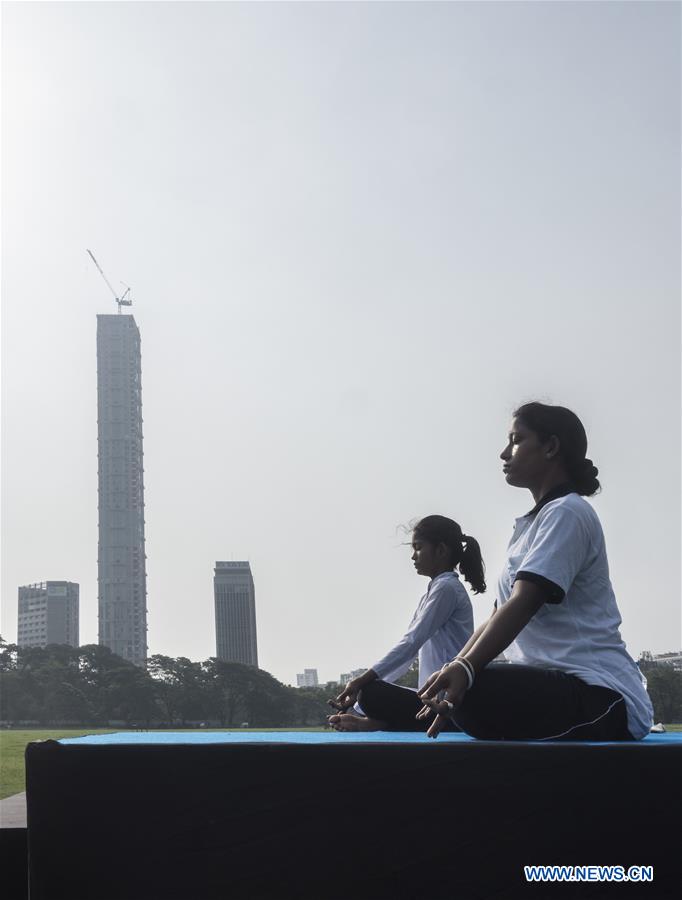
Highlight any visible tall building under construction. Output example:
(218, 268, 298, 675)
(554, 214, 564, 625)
(96, 314, 148, 666)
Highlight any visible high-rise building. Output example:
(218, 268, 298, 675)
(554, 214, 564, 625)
(17, 581, 79, 649)
(214, 562, 258, 666)
(96, 314, 148, 666)
(339, 668, 366, 685)
(296, 669, 319, 688)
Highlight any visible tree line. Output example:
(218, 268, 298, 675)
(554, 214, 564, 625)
(0, 640, 332, 728)
(637, 657, 682, 724)
(0, 639, 679, 727)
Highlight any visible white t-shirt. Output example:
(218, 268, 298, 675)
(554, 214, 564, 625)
(371, 571, 474, 690)
(498, 491, 653, 739)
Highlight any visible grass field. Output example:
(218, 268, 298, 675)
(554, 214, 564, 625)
(0, 727, 325, 799)
(2, 723, 680, 800)
(0, 729, 117, 799)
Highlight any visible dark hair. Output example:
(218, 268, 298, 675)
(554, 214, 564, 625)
(513, 402, 601, 496)
(412, 515, 486, 594)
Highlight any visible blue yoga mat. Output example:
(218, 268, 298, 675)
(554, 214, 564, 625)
(59, 730, 682, 746)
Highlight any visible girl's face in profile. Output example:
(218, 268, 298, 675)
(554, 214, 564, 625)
(411, 536, 441, 578)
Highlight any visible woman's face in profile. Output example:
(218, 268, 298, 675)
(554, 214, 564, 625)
(500, 418, 549, 489)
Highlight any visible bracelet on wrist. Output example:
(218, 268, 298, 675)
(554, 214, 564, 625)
(452, 656, 475, 690)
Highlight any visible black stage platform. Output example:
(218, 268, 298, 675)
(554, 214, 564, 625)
(2, 824, 27, 900)
(25, 732, 682, 899)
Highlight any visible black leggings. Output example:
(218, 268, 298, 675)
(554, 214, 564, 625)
(359, 666, 632, 740)
(358, 680, 458, 732)
(452, 663, 633, 741)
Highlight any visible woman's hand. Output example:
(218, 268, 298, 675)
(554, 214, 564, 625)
(416, 662, 469, 739)
(418, 668, 443, 697)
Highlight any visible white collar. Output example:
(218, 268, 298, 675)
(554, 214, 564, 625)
(428, 571, 458, 589)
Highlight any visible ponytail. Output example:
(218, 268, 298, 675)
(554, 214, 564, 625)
(412, 515, 486, 595)
(458, 534, 487, 595)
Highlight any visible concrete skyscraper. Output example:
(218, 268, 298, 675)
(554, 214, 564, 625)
(97, 314, 148, 666)
(17, 581, 79, 649)
(214, 562, 258, 666)
(296, 669, 319, 688)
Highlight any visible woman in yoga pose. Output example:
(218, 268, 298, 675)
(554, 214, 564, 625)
(417, 402, 653, 741)
(328, 515, 485, 732)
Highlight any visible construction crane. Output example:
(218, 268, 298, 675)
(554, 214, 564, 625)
(86, 249, 132, 313)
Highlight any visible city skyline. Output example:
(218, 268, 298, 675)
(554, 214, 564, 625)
(2, 2, 679, 685)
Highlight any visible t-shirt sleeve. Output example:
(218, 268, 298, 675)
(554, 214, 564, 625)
(371, 583, 459, 682)
(515, 505, 592, 604)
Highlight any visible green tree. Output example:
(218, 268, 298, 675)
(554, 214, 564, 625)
(1, 641, 332, 728)
(0, 670, 41, 721)
(45, 680, 93, 723)
(5, 644, 83, 724)
(640, 662, 682, 723)
(201, 659, 290, 726)
(201, 658, 249, 726)
(148, 655, 212, 724)
(148, 654, 182, 723)
(0, 637, 18, 672)
(289, 686, 332, 726)
(200, 659, 329, 727)
(396, 659, 419, 689)
(242, 667, 295, 726)
(78, 644, 137, 723)
(104, 665, 158, 725)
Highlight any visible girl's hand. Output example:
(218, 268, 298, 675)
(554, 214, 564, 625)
(416, 662, 469, 738)
(328, 679, 360, 713)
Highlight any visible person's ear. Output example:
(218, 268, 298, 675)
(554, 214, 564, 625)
(546, 435, 560, 460)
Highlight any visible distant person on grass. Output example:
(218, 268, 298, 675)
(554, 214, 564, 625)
(328, 515, 485, 732)
(417, 402, 653, 741)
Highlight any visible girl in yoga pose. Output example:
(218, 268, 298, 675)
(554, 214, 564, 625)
(417, 402, 653, 741)
(328, 515, 486, 732)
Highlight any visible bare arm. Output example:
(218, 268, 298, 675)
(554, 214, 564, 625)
(464, 584, 544, 673)
(417, 581, 546, 737)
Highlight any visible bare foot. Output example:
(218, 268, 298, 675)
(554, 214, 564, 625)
(328, 713, 387, 732)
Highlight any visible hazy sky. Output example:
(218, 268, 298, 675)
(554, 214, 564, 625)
(2, 1, 680, 686)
